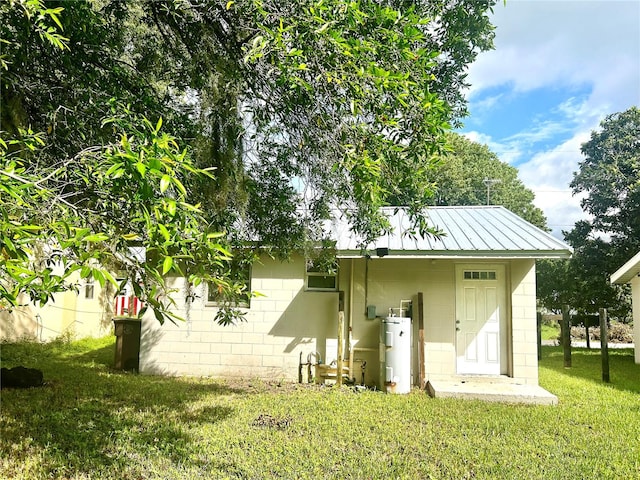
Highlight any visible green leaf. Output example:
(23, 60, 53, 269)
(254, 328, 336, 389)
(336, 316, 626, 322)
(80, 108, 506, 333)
(165, 199, 177, 216)
(80, 265, 91, 278)
(162, 256, 173, 275)
(157, 223, 170, 241)
(102, 270, 118, 288)
(84, 233, 109, 243)
(135, 162, 146, 177)
(160, 174, 171, 193)
(92, 269, 105, 288)
(172, 177, 187, 196)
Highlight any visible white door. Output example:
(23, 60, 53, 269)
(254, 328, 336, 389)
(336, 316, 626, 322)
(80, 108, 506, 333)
(455, 265, 506, 375)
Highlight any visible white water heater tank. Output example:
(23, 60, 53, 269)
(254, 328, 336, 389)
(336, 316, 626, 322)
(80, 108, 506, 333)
(379, 316, 412, 394)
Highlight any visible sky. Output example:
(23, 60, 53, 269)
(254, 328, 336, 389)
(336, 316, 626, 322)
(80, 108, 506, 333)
(459, 0, 640, 239)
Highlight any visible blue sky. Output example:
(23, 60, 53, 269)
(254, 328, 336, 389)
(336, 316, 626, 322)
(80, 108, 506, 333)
(458, 0, 640, 239)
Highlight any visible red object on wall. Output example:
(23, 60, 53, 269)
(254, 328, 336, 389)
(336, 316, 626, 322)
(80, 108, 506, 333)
(114, 295, 143, 316)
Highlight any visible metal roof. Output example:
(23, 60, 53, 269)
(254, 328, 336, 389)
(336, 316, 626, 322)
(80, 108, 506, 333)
(611, 251, 640, 284)
(333, 206, 573, 259)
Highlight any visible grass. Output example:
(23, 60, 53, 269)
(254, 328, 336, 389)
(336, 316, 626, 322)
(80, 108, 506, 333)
(541, 322, 560, 341)
(1, 337, 639, 479)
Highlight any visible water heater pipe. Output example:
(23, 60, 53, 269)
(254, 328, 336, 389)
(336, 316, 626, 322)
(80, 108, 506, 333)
(348, 258, 355, 381)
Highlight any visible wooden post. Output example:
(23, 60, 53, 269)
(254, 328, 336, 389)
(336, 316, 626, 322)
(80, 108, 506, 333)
(561, 305, 572, 368)
(536, 312, 542, 361)
(337, 291, 345, 387)
(417, 292, 425, 389)
(585, 323, 591, 349)
(599, 308, 610, 383)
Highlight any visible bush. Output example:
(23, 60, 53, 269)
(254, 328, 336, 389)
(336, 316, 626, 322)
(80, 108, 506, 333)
(570, 326, 588, 340)
(570, 323, 634, 343)
(592, 323, 634, 343)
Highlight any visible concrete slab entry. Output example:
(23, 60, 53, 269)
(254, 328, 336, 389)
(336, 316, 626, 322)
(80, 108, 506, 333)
(426, 379, 558, 406)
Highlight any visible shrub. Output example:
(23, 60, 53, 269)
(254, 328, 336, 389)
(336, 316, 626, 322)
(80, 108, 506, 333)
(570, 323, 634, 343)
(591, 323, 634, 343)
(571, 326, 588, 340)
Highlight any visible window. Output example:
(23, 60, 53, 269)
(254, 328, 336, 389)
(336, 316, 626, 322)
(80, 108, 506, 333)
(306, 258, 338, 291)
(463, 270, 496, 280)
(84, 279, 95, 299)
(207, 261, 252, 308)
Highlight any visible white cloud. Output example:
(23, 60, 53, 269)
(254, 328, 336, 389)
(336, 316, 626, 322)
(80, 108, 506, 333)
(469, 0, 640, 97)
(518, 133, 591, 238)
(461, 130, 524, 164)
(462, 0, 640, 239)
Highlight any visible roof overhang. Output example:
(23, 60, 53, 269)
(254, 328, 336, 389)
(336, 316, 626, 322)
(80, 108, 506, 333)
(611, 251, 640, 284)
(332, 206, 573, 259)
(337, 250, 572, 260)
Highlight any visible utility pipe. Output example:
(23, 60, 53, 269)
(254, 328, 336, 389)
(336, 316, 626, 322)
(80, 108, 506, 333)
(348, 258, 355, 382)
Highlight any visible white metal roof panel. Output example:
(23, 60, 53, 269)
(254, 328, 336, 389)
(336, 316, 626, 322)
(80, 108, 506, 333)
(333, 206, 572, 259)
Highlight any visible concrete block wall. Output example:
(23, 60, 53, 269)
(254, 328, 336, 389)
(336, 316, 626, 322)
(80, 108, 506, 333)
(140, 255, 339, 380)
(509, 259, 539, 385)
(341, 258, 457, 385)
(421, 262, 456, 380)
(139, 255, 543, 387)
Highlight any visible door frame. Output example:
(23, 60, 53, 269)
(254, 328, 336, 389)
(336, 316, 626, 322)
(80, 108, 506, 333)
(455, 263, 508, 375)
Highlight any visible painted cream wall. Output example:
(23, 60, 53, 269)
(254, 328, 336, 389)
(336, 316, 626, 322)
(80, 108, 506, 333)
(509, 259, 539, 385)
(140, 255, 340, 380)
(0, 304, 43, 341)
(0, 279, 113, 342)
(339, 257, 457, 386)
(138, 255, 542, 387)
(341, 257, 540, 387)
(631, 276, 640, 364)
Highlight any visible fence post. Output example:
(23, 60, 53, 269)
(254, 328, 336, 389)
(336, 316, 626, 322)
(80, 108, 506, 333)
(561, 305, 572, 368)
(599, 308, 610, 383)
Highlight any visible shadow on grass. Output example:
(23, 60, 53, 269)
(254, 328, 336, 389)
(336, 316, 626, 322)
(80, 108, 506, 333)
(540, 345, 640, 395)
(0, 337, 249, 478)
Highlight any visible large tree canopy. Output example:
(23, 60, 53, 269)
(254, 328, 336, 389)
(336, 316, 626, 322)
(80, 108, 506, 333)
(1, 0, 498, 321)
(571, 106, 640, 255)
(536, 107, 639, 318)
(428, 133, 547, 228)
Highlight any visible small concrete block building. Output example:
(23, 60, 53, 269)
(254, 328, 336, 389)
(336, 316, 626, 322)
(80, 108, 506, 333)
(140, 206, 572, 402)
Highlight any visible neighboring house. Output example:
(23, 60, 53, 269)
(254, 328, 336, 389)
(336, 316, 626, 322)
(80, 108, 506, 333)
(611, 251, 640, 364)
(141, 206, 572, 403)
(0, 274, 114, 341)
(0, 270, 145, 342)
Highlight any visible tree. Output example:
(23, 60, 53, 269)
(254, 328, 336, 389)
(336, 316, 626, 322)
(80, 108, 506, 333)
(571, 107, 640, 256)
(1, 0, 499, 320)
(536, 226, 631, 319)
(1, 111, 241, 324)
(428, 133, 547, 228)
(536, 107, 639, 319)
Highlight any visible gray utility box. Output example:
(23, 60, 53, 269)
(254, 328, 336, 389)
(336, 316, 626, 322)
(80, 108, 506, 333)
(113, 317, 141, 371)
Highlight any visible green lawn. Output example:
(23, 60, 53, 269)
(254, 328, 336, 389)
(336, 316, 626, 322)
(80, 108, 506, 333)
(1, 337, 639, 479)
(541, 322, 560, 341)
